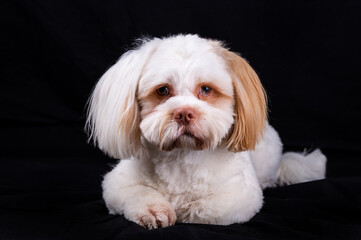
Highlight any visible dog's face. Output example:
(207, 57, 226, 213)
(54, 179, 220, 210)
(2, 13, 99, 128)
(86, 35, 267, 159)
(138, 37, 234, 151)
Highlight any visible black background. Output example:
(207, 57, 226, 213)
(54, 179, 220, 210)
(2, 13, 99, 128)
(1, 0, 361, 239)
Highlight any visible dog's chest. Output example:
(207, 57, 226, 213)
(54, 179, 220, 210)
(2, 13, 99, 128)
(150, 150, 237, 207)
(155, 161, 210, 193)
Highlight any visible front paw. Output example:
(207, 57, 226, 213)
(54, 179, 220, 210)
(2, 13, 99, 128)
(132, 203, 177, 229)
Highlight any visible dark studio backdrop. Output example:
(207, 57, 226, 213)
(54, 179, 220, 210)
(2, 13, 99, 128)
(1, 0, 361, 239)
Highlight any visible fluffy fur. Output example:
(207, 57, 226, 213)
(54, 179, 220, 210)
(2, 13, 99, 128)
(86, 34, 327, 229)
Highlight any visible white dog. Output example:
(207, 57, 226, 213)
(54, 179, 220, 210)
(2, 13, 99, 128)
(86, 34, 326, 229)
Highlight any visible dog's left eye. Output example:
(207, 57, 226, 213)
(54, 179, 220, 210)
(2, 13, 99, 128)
(200, 86, 213, 96)
(156, 86, 170, 96)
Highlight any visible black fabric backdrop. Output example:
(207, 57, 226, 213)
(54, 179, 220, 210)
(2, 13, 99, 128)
(1, 0, 361, 239)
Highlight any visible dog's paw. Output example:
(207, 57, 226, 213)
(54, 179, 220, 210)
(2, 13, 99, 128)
(135, 203, 177, 229)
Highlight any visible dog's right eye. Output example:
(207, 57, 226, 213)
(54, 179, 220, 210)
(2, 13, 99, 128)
(156, 86, 170, 96)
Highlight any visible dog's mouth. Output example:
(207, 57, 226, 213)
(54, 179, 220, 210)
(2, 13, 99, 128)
(181, 130, 195, 138)
(161, 128, 208, 151)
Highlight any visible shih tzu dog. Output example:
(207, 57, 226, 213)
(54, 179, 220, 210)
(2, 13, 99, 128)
(86, 34, 326, 229)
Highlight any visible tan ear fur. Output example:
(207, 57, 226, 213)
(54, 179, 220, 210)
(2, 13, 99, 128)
(218, 48, 267, 151)
(117, 95, 142, 156)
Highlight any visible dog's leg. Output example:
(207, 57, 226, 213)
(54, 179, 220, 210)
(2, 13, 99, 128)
(176, 155, 263, 225)
(102, 160, 176, 229)
(176, 187, 263, 225)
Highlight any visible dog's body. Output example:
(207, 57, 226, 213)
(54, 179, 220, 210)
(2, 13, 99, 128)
(87, 34, 326, 229)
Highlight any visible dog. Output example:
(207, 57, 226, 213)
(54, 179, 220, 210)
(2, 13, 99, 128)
(86, 34, 327, 229)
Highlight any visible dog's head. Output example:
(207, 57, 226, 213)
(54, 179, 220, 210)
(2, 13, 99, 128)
(86, 35, 267, 159)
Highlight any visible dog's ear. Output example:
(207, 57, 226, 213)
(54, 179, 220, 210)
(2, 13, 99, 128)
(215, 45, 267, 152)
(86, 39, 159, 159)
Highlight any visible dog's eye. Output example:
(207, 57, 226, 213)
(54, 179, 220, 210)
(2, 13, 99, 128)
(200, 86, 213, 96)
(156, 86, 170, 96)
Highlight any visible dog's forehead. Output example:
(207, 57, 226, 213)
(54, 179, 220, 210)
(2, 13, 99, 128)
(139, 37, 233, 95)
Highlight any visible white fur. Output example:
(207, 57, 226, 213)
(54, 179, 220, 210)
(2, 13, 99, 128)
(102, 148, 263, 227)
(86, 39, 161, 159)
(250, 122, 283, 189)
(86, 34, 327, 229)
(277, 149, 327, 185)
